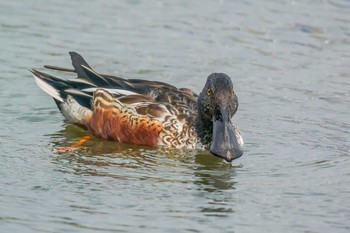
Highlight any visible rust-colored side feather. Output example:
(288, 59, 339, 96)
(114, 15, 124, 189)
(86, 89, 162, 146)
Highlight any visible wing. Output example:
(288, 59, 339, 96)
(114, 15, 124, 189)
(42, 51, 199, 113)
(34, 52, 199, 136)
(88, 89, 198, 148)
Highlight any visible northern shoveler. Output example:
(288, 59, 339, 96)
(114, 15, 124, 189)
(31, 52, 243, 162)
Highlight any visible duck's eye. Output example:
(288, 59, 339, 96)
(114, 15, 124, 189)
(207, 88, 212, 96)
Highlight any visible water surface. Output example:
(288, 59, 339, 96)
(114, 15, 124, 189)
(1, 0, 349, 232)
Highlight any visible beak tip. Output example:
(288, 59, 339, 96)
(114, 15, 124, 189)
(226, 151, 233, 161)
(225, 149, 243, 162)
(210, 148, 243, 162)
(210, 117, 243, 162)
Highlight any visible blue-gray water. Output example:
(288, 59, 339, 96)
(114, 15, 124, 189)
(1, 1, 349, 232)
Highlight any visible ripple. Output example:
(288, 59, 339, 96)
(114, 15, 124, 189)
(1, 0, 350, 232)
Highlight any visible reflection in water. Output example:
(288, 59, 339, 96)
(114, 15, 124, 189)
(194, 154, 237, 192)
(194, 152, 238, 216)
(48, 123, 239, 217)
(47, 123, 221, 176)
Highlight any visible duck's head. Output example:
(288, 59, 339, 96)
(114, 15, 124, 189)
(197, 73, 243, 162)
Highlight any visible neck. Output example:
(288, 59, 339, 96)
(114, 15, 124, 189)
(195, 115, 213, 148)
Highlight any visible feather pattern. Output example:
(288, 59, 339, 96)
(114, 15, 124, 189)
(31, 52, 244, 162)
(30, 52, 200, 148)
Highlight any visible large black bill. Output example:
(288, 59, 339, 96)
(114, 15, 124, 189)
(210, 117, 243, 162)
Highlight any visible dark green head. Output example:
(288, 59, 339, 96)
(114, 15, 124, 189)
(197, 73, 243, 162)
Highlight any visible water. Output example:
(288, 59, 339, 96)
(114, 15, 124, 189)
(1, 0, 349, 232)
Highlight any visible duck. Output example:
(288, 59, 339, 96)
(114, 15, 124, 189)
(31, 52, 244, 162)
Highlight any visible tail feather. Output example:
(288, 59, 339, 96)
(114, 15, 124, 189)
(31, 68, 94, 125)
(70, 78, 97, 89)
(69, 51, 91, 79)
(31, 51, 158, 125)
(65, 88, 93, 109)
(43, 52, 152, 95)
(43, 65, 75, 73)
(81, 65, 138, 92)
(31, 68, 96, 94)
(31, 69, 65, 102)
(80, 65, 110, 86)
